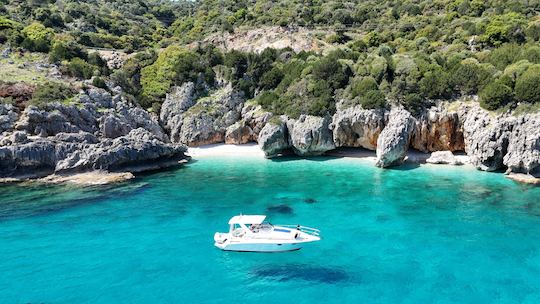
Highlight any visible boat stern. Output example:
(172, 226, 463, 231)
(214, 232, 229, 249)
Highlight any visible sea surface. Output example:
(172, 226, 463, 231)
(1, 156, 539, 303)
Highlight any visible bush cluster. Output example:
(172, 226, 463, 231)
(30, 82, 75, 107)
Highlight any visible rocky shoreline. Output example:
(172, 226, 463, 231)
(1, 87, 189, 184)
(159, 82, 540, 184)
(1, 82, 539, 185)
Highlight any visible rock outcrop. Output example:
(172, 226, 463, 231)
(240, 103, 273, 141)
(160, 82, 197, 143)
(411, 104, 464, 152)
(375, 108, 414, 168)
(1, 87, 188, 182)
(331, 105, 386, 150)
(55, 128, 186, 173)
(426, 151, 463, 165)
(287, 115, 335, 156)
(0, 104, 18, 133)
(225, 120, 253, 144)
(258, 119, 290, 158)
(160, 84, 244, 146)
(461, 104, 513, 171)
(503, 113, 540, 175)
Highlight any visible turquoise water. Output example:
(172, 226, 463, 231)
(1, 156, 540, 303)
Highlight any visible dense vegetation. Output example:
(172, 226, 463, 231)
(1, 0, 540, 115)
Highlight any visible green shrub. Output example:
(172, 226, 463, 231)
(87, 52, 110, 76)
(419, 69, 451, 99)
(360, 90, 386, 109)
(224, 50, 247, 79)
(30, 82, 75, 107)
(479, 81, 514, 110)
(92, 76, 107, 89)
(21, 22, 54, 52)
(49, 40, 87, 62)
(515, 66, 540, 104)
(487, 43, 522, 70)
(402, 93, 425, 115)
(311, 57, 349, 90)
(67, 58, 95, 79)
(0, 16, 21, 44)
(450, 60, 492, 94)
(140, 46, 202, 105)
(350, 76, 378, 98)
(481, 13, 526, 46)
(256, 90, 280, 112)
(259, 67, 284, 90)
(523, 46, 540, 64)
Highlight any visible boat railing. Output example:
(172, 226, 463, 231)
(276, 225, 320, 236)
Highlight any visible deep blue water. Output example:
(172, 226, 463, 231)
(1, 156, 539, 303)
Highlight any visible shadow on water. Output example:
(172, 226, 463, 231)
(387, 162, 420, 171)
(251, 263, 350, 284)
(266, 204, 294, 214)
(304, 197, 317, 204)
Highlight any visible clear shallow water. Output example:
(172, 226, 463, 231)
(1, 156, 540, 304)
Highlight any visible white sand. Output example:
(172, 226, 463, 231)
(187, 143, 265, 158)
(187, 144, 472, 166)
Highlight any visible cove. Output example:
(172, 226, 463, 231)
(0, 156, 539, 303)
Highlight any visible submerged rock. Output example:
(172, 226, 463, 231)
(287, 115, 335, 156)
(375, 108, 414, 168)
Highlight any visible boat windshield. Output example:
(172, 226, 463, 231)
(248, 222, 273, 233)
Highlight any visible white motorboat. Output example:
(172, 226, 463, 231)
(214, 215, 321, 252)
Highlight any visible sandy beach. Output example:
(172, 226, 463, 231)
(187, 143, 266, 158)
(187, 143, 472, 167)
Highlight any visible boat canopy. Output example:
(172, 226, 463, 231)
(228, 215, 266, 225)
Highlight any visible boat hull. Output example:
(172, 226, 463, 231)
(214, 241, 303, 252)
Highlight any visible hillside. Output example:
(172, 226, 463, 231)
(2, 0, 540, 115)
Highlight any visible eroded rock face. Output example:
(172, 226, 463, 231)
(1, 86, 189, 180)
(412, 104, 464, 152)
(462, 104, 513, 171)
(331, 105, 386, 150)
(55, 128, 187, 173)
(240, 103, 273, 142)
(0, 140, 58, 177)
(100, 114, 132, 138)
(287, 115, 335, 156)
(225, 120, 253, 144)
(160, 82, 197, 143)
(176, 86, 244, 146)
(503, 113, 540, 174)
(258, 119, 290, 158)
(376, 108, 414, 168)
(0, 104, 19, 133)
